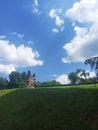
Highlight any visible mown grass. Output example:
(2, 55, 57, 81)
(0, 85, 98, 130)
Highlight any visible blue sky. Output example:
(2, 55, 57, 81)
(0, 0, 97, 84)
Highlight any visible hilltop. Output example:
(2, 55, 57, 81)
(0, 85, 98, 130)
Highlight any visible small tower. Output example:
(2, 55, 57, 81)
(27, 75, 35, 88)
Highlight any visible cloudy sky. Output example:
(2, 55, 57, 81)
(0, 0, 97, 84)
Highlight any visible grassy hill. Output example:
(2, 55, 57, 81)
(0, 85, 98, 130)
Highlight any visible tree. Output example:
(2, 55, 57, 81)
(81, 70, 89, 80)
(0, 77, 8, 89)
(68, 69, 90, 84)
(9, 71, 26, 88)
(85, 56, 98, 77)
(27, 70, 31, 80)
(21, 72, 27, 83)
(68, 72, 78, 84)
(76, 69, 89, 79)
(76, 69, 82, 75)
(36, 80, 61, 87)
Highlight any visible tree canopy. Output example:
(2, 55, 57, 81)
(85, 56, 98, 77)
(68, 69, 90, 84)
(0, 77, 8, 89)
(9, 71, 27, 88)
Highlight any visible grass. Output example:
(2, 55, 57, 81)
(0, 85, 98, 130)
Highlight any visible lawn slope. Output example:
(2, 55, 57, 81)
(0, 86, 98, 130)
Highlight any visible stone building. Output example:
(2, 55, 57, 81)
(27, 75, 35, 88)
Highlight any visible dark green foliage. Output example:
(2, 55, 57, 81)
(76, 69, 89, 80)
(21, 72, 27, 82)
(0, 70, 36, 89)
(68, 72, 78, 84)
(27, 70, 31, 79)
(0, 86, 98, 130)
(36, 80, 61, 87)
(9, 71, 27, 88)
(0, 77, 8, 89)
(68, 69, 91, 84)
(33, 73, 35, 78)
(8, 70, 37, 88)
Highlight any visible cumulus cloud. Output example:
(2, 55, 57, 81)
(0, 39, 43, 75)
(0, 64, 16, 75)
(56, 74, 71, 84)
(66, 0, 97, 23)
(63, 0, 98, 63)
(32, 0, 41, 15)
(49, 9, 64, 32)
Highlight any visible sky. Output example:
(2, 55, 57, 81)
(0, 0, 97, 84)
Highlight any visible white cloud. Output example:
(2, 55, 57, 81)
(61, 26, 64, 31)
(51, 74, 57, 77)
(0, 35, 6, 39)
(32, 0, 41, 15)
(66, 0, 98, 23)
(49, 9, 64, 26)
(55, 16, 64, 26)
(49, 9, 56, 18)
(56, 74, 71, 84)
(34, 0, 38, 6)
(49, 8, 64, 32)
(62, 57, 71, 63)
(27, 40, 34, 46)
(89, 71, 96, 78)
(62, 26, 89, 63)
(0, 39, 43, 75)
(12, 32, 24, 39)
(55, 71, 95, 85)
(0, 64, 16, 75)
(63, 0, 98, 63)
(52, 28, 59, 33)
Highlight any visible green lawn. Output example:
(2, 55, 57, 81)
(0, 85, 98, 130)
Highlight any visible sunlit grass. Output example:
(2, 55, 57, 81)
(0, 89, 17, 97)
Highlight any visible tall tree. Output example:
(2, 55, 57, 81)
(21, 72, 27, 82)
(68, 69, 90, 84)
(68, 72, 78, 84)
(78, 69, 89, 80)
(76, 69, 82, 75)
(27, 70, 31, 80)
(85, 56, 98, 77)
(0, 77, 8, 89)
(9, 71, 26, 88)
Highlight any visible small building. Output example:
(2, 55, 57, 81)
(27, 76, 35, 88)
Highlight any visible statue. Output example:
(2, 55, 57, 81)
(27, 75, 35, 88)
